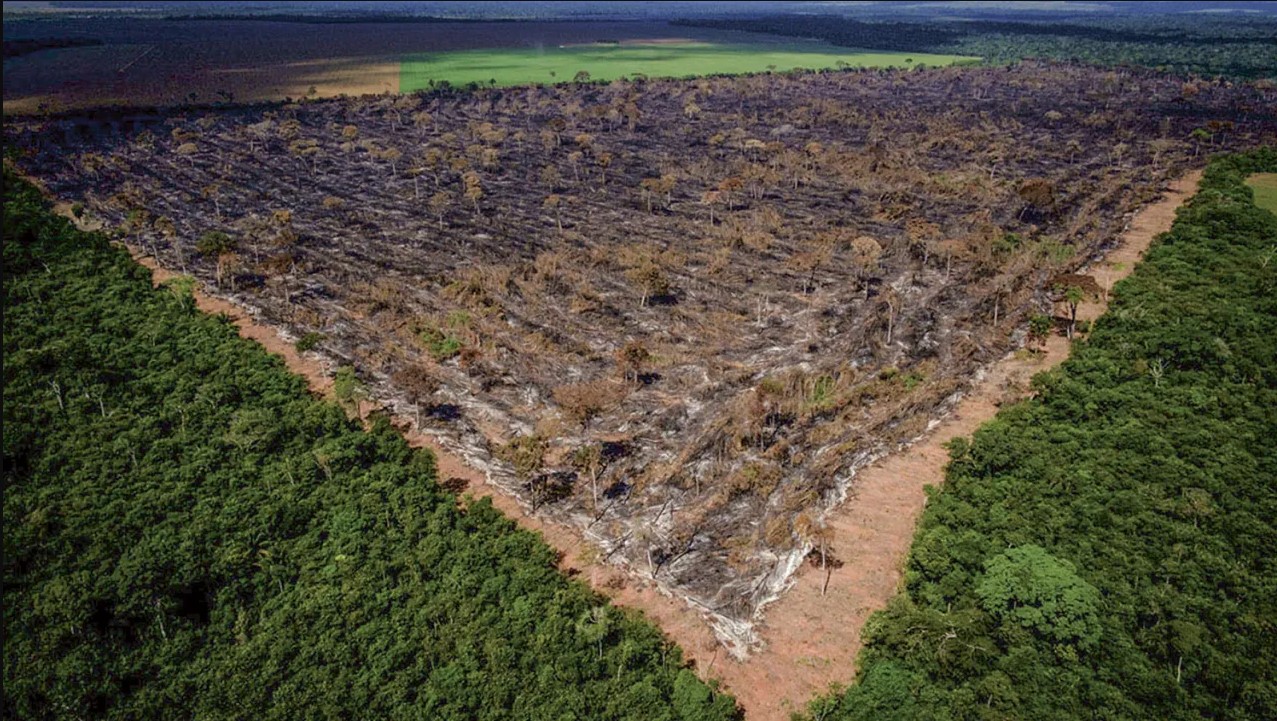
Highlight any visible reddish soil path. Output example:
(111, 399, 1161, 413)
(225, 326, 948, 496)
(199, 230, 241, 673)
(26, 166, 1201, 720)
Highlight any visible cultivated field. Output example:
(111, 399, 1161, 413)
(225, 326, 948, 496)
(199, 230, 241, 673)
(7, 62, 1275, 653)
(400, 41, 974, 90)
(1248, 172, 1277, 213)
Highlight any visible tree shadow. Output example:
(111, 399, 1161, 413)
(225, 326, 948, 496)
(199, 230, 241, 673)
(426, 403, 462, 421)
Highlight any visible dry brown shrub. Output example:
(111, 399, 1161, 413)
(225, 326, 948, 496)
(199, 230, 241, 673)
(392, 363, 440, 404)
(702, 246, 733, 276)
(724, 536, 755, 573)
(456, 345, 483, 370)
(763, 514, 794, 548)
(553, 379, 627, 428)
(726, 461, 781, 500)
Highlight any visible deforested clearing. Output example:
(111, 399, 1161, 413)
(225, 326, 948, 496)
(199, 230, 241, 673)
(8, 61, 1276, 653)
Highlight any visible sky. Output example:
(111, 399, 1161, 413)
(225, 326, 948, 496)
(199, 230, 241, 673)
(5, 1, 1276, 18)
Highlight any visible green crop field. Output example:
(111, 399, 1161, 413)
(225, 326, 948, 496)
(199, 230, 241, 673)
(400, 41, 977, 90)
(1247, 172, 1277, 214)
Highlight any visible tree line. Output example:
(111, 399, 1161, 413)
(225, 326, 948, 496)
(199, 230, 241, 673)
(803, 148, 1277, 720)
(1, 169, 737, 721)
(678, 15, 1277, 79)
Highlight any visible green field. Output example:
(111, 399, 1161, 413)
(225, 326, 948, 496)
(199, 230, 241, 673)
(400, 41, 977, 90)
(1247, 172, 1277, 214)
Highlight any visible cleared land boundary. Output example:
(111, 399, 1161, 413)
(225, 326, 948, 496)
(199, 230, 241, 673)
(705, 167, 1205, 721)
(22, 165, 1204, 721)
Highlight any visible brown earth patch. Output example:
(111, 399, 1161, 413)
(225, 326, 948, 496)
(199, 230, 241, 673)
(209, 58, 402, 102)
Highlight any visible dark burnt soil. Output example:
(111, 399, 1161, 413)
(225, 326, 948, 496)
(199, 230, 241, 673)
(8, 61, 1274, 652)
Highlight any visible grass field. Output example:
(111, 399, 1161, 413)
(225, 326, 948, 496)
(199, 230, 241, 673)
(1247, 172, 1277, 214)
(400, 41, 977, 90)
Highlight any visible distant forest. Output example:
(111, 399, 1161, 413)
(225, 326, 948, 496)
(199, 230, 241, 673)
(2, 38, 104, 58)
(678, 15, 1277, 79)
(1, 170, 737, 721)
(802, 149, 1277, 720)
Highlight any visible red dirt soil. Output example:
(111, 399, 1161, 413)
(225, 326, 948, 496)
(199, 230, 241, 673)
(35, 167, 1202, 720)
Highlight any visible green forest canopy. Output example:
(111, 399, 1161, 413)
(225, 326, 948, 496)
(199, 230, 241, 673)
(0, 170, 737, 721)
(678, 16, 1277, 79)
(805, 149, 1277, 720)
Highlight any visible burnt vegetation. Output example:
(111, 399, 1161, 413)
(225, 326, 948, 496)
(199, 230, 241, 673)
(9, 61, 1275, 650)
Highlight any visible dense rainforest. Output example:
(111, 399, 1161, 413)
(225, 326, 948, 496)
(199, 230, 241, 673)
(678, 16, 1277, 80)
(804, 150, 1277, 720)
(0, 170, 737, 721)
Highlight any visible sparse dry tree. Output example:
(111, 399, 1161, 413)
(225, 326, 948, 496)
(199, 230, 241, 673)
(615, 341, 650, 385)
(700, 189, 722, 225)
(639, 177, 661, 213)
(638, 174, 676, 214)
(175, 142, 199, 166)
(883, 287, 903, 345)
(379, 146, 403, 175)
(542, 194, 563, 232)
(1017, 178, 1057, 220)
(595, 152, 613, 187)
(989, 273, 1015, 327)
(121, 206, 151, 243)
(407, 167, 427, 199)
(571, 444, 606, 515)
(154, 215, 182, 270)
(1064, 138, 1084, 165)
(787, 242, 832, 295)
(420, 147, 445, 185)
(623, 101, 641, 131)
(245, 119, 273, 153)
(288, 138, 321, 175)
(567, 151, 584, 183)
(553, 379, 623, 430)
(276, 118, 301, 141)
(541, 164, 562, 191)
(936, 237, 969, 280)
(1110, 141, 1130, 168)
(501, 434, 549, 511)
(461, 171, 484, 215)
(201, 183, 223, 219)
(216, 250, 241, 290)
(546, 117, 566, 147)
(625, 262, 670, 308)
(393, 363, 440, 428)
(904, 218, 941, 265)
(427, 190, 451, 228)
(850, 235, 883, 292)
(794, 512, 839, 596)
(716, 176, 743, 210)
